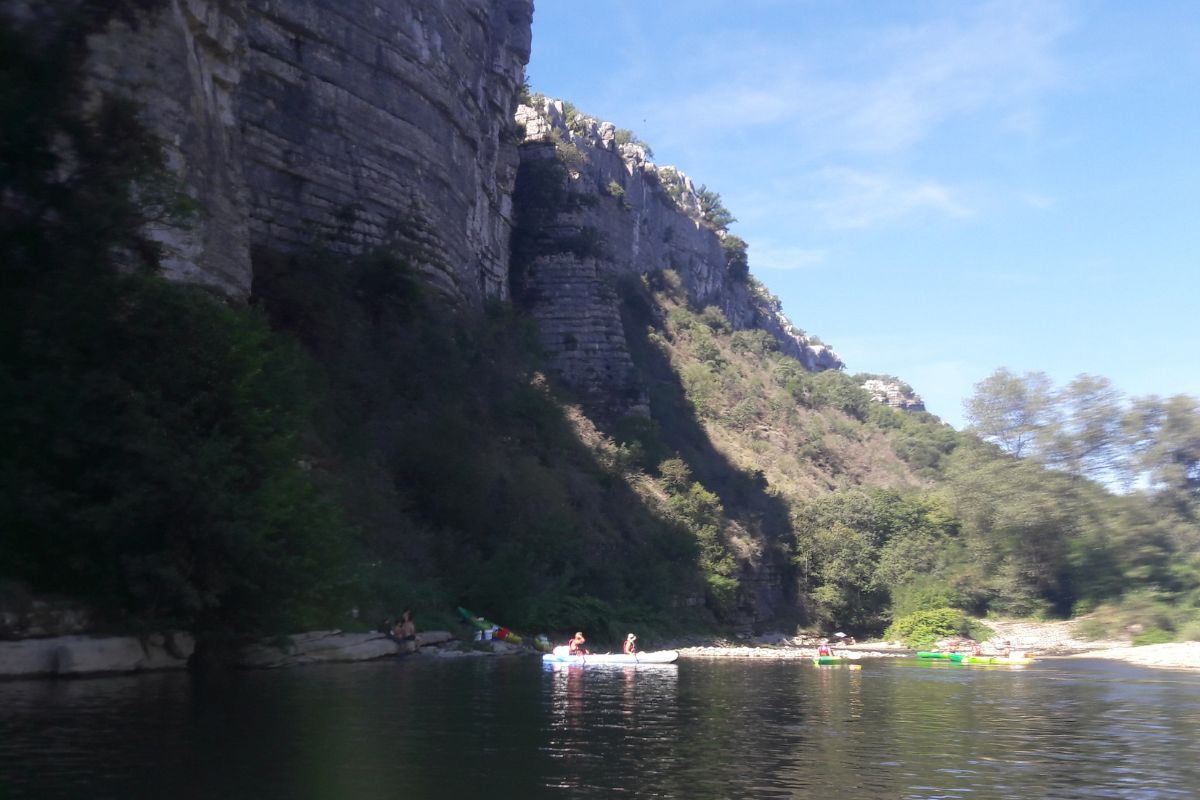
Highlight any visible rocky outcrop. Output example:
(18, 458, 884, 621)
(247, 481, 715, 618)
(0, 632, 194, 677)
(83, 0, 251, 296)
(14, 0, 533, 300)
(0, 599, 94, 640)
(414, 630, 454, 647)
(513, 99, 842, 419)
(234, 629, 457, 668)
(862, 378, 926, 412)
(236, 630, 402, 667)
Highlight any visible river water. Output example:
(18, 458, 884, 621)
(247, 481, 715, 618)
(1, 656, 1198, 799)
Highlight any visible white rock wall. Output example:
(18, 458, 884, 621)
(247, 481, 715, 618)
(514, 98, 843, 418)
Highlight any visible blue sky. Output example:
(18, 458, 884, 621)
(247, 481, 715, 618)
(526, 0, 1199, 427)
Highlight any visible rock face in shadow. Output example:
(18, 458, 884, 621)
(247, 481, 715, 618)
(512, 98, 843, 421)
(236, 631, 402, 668)
(234, 0, 532, 302)
(0, 632, 195, 677)
(22, 0, 533, 301)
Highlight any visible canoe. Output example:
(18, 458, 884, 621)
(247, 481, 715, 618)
(456, 607, 523, 644)
(957, 655, 1034, 665)
(457, 606, 492, 630)
(541, 650, 679, 665)
(917, 651, 1033, 665)
(812, 656, 844, 665)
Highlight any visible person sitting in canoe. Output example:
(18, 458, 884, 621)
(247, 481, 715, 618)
(623, 633, 638, 654)
(568, 631, 589, 655)
(817, 639, 833, 657)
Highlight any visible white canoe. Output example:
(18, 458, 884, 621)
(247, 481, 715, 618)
(542, 650, 679, 665)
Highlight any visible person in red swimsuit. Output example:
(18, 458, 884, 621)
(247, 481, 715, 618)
(817, 639, 833, 657)
(623, 633, 638, 654)
(568, 631, 589, 655)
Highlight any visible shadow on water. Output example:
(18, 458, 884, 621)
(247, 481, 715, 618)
(5, 658, 1199, 799)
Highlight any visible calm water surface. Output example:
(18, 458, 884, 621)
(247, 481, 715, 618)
(1, 656, 1199, 799)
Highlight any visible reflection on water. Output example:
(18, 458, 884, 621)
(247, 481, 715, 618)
(544, 664, 679, 794)
(0, 658, 1198, 798)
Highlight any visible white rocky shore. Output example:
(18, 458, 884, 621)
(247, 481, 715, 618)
(0, 631, 196, 677)
(674, 620, 1200, 672)
(678, 642, 905, 660)
(0, 628, 532, 678)
(1062, 642, 1200, 671)
(5, 619, 1197, 678)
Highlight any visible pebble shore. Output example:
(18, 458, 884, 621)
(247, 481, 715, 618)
(665, 619, 1200, 671)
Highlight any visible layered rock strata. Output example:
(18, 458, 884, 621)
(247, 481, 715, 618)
(514, 98, 842, 420)
(15, 0, 533, 301)
(235, 0, 532, 302)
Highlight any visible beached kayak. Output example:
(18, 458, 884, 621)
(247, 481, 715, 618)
(456, 606, 523, 644)
(542, 650, 678, 665)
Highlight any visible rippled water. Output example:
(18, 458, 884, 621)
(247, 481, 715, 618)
(1, 657, 1198, 798)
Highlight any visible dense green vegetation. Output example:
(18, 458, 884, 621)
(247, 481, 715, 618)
(1, 5, 350, 634)
(4, 18, 1199, 648)
(884, 608, 991, 649)
(253, 249, 716, 641)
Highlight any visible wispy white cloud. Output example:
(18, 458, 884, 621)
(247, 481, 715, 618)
(639, 0, 1075, 159)
(812, 168, 973, 229)
(749, 241, 828, 271)
(970, 270, 1045, 288)
(1021, 192, 1057, 210)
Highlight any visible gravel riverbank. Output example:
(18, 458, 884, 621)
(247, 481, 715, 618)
(668, 619, 1200, 671)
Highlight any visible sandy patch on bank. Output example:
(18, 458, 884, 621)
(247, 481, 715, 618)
(1061, 642, 1200, 671)
(980, 617, 1127, 655)
(671, 619, 1200, 670)
(939, 618, 1200, 671)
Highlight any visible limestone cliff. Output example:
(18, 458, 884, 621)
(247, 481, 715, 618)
(14, 0, 533, 300)
(862, 378, 926, 412)
(513, 98, 842, 419)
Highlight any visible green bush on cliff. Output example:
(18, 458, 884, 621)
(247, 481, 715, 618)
(697, 185, 736, 230)
(613, 128, 654, 158)
(722, 234, 750, 281)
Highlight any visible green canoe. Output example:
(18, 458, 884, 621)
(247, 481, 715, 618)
(456, 606, 523, 644)
(917, 651, 1033, 665)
